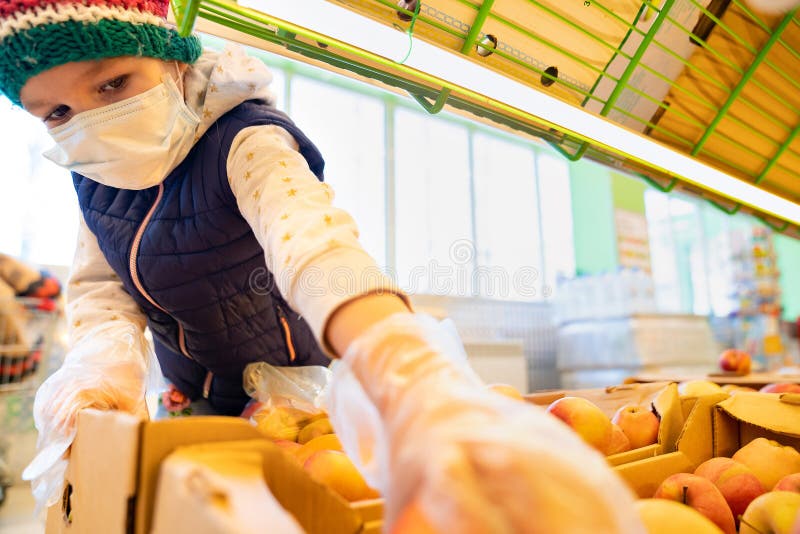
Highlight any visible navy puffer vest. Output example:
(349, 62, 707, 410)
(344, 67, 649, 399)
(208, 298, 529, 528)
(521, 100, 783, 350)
(74, 101, 330, 415)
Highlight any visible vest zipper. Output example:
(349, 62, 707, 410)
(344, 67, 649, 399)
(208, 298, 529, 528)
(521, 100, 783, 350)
(275, 304, 296, 363)
(129, 183, 192, 360)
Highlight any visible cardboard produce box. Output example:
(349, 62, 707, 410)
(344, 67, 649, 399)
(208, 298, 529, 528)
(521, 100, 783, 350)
(526, 381, 685, 466)
(45, 410, 382, 534)
(614, 392, 800, 498)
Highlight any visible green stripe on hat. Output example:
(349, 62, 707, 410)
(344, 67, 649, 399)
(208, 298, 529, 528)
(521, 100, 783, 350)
(0, 18, 201, 105)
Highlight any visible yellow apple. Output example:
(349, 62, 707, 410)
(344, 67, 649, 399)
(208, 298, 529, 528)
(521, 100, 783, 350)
(739, 491, 800, 534)
(732, 438, 800, 491)
(635, 499, 724, 534)
(678, 380, 724, 397)
(546, 396, 613, 454)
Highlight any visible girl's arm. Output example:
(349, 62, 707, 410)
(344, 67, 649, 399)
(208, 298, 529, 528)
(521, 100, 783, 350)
(67, 216, 148, 346)
(227, 124, 411, 357)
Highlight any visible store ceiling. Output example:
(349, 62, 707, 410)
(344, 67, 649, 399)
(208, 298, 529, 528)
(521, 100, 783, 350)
(175, 0, 800, 237)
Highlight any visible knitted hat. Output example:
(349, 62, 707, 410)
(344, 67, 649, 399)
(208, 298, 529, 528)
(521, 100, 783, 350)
(0, 0, 202, 105)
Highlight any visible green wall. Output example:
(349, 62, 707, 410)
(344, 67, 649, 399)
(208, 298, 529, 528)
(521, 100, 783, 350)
(570, 160, 616, 275)
(570, 161, 652, 275)
(775, 234, 800, 321)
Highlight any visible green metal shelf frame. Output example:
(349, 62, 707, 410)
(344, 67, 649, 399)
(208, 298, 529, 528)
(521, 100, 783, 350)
(172, 0, 800, 237)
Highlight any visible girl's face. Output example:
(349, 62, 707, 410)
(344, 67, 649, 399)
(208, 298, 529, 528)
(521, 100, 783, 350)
(19, 56, 183, 128)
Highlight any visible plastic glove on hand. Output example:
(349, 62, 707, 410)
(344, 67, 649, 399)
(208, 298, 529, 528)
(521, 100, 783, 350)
(22, 323, 150, 511)
(332, 313, 646, 534)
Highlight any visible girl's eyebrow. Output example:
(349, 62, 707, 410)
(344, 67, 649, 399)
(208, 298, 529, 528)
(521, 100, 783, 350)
(22, 60, 116, 111)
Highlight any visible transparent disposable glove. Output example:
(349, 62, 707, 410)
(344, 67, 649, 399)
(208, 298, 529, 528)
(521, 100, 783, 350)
(328, 313, 646, 534)
(22, 322, 150, 511)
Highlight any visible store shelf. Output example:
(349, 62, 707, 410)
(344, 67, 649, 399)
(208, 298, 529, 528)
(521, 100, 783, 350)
(172, 0, 800, 238)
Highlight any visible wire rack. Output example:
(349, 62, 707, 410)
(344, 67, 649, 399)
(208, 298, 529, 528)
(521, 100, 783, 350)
(172, 0, 800, 237)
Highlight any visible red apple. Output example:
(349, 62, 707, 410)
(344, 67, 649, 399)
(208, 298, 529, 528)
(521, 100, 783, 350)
(654, 473, 736, 534)
(760, 383, 800, 394)
(607, 423, 632, 455)
(733, 438, 800, 491)
(793, 511, 800, 534)
(611, 404, 660, 450)
(775, 473, 800, 494)
(546, 396, 612, 454)
(694, 457, 765, 523)
(718, 349, 752, 375)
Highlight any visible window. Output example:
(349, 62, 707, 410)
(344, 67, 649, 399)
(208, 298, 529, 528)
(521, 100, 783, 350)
(394, 108, 472, 295)
(472, 132, 540, 300)
(537, 153, 575, 298)
(0, 99, 78, 267)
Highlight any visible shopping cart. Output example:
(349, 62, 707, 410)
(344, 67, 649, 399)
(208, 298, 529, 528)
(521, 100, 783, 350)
(0, 297, 61, 507)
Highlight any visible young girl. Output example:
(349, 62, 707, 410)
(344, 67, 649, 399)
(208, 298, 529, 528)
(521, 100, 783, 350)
(1, 0, 645, 530)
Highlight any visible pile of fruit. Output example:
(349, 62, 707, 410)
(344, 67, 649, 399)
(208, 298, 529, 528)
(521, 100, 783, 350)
(248, 404, 380, 502)
(544, 396, 660, 455)
(638, 438, 800, 533)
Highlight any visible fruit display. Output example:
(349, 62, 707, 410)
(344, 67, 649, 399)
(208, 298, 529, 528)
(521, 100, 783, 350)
(545, 395, 659, 455)
(249, 404, 379, 503)
(645, 438, 800, 534)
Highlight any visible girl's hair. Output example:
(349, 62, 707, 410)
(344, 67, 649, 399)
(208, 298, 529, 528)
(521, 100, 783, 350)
(0, 0, 201, 105)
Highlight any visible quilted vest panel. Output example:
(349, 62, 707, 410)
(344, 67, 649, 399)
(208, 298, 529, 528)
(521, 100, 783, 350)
(74, 101, 330, 414)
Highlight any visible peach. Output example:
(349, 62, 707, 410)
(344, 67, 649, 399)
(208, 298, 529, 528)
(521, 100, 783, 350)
(694, 457, 764, 523)
(739, 491, 800, 534)
(607, 423, 632, 455)
(733, 438, 800, 491)
(760, 383, 800, 394)
(635, 499, 724, 534)
(654, 473, 735, 534)
(718, 349, 751, 375)
(303, 450, 380, 502)
(611, 404, 660, 449)
(775, 473, 800, 494)
(486, 383, 524, 401)
(294, 433, 344, 465)
(546, 396, 612, 454)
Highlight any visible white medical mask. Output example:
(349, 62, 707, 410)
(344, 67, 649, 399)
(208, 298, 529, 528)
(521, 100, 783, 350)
(43, 74, 200, 190)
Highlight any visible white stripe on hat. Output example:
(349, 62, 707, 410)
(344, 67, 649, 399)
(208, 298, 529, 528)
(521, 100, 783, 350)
(0, 4, 167, 40)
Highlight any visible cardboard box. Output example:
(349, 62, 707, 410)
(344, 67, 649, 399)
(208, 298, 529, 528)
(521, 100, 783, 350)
(45, 410, 382, 534)
(614, 392, 800, 498)
(525, 381, 684, 465)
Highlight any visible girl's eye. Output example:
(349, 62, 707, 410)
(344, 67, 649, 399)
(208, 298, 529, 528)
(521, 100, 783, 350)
(99, 75, 128, 93)
(45, 105, 71, 124)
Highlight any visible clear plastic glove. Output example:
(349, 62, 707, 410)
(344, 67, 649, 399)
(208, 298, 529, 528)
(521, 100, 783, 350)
(328, 313, 646, 534)
(22, 322, 150, 511)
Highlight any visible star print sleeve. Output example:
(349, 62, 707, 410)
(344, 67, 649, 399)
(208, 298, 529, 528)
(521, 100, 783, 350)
(67, 215, 148, 347)
(227, 124, 409, 355)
